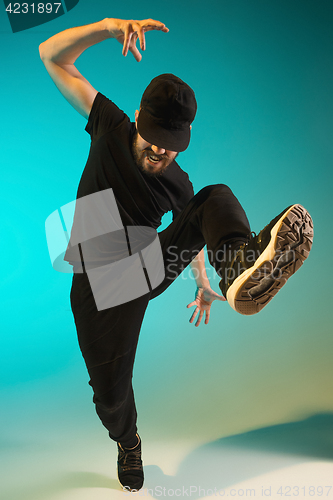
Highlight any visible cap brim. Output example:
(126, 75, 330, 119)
(137, 110, 190, 153)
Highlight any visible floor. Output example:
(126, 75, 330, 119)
(3, 410, 333, 500)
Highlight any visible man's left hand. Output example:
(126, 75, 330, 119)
(187, 287, 226, 327)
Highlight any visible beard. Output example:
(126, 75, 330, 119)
(131, 131, 178, 177)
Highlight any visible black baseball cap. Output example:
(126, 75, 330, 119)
(137, 74, 197, 152)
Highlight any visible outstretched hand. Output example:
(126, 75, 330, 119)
(107, 18, 169, 62)
(187, 287, 226, 327)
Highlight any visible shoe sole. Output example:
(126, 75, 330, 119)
(117, 473, 144, 492)
(117, 479, 144, 493)
(226, 204, 313, 315)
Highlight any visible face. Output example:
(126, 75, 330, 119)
(132, 111, 179, 177)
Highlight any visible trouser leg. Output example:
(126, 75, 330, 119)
(70, 272, 150, 445)
(153, 184, 251, 297)
(70, 184, 250, 442)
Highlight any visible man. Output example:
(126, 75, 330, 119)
(39, 17, 313, 491)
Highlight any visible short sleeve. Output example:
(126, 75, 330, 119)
(85, 92, 128, 142)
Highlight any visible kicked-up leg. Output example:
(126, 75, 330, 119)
(219, 204, 314, 315)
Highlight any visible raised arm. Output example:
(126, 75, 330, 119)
(39, 18, 169, 118)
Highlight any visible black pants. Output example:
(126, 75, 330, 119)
(70, 185, 250, 445)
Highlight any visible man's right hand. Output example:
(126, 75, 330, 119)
(106, 18, 169, 62)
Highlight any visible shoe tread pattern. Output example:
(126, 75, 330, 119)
(233, 204, 313, 315)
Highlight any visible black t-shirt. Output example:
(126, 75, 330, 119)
(76, 92, 194, 229)
(64, 92, 194, 267)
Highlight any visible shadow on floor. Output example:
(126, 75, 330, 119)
(4, 412, 333, 499)
(144, 412, 333, 499)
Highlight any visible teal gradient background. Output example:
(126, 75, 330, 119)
(1, 1, 333, 498)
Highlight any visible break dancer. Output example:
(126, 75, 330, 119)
(39, 17, 313, 491)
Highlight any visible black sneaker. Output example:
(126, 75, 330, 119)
(219, 204, 313, 315)
(117, 434, 144, 491)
